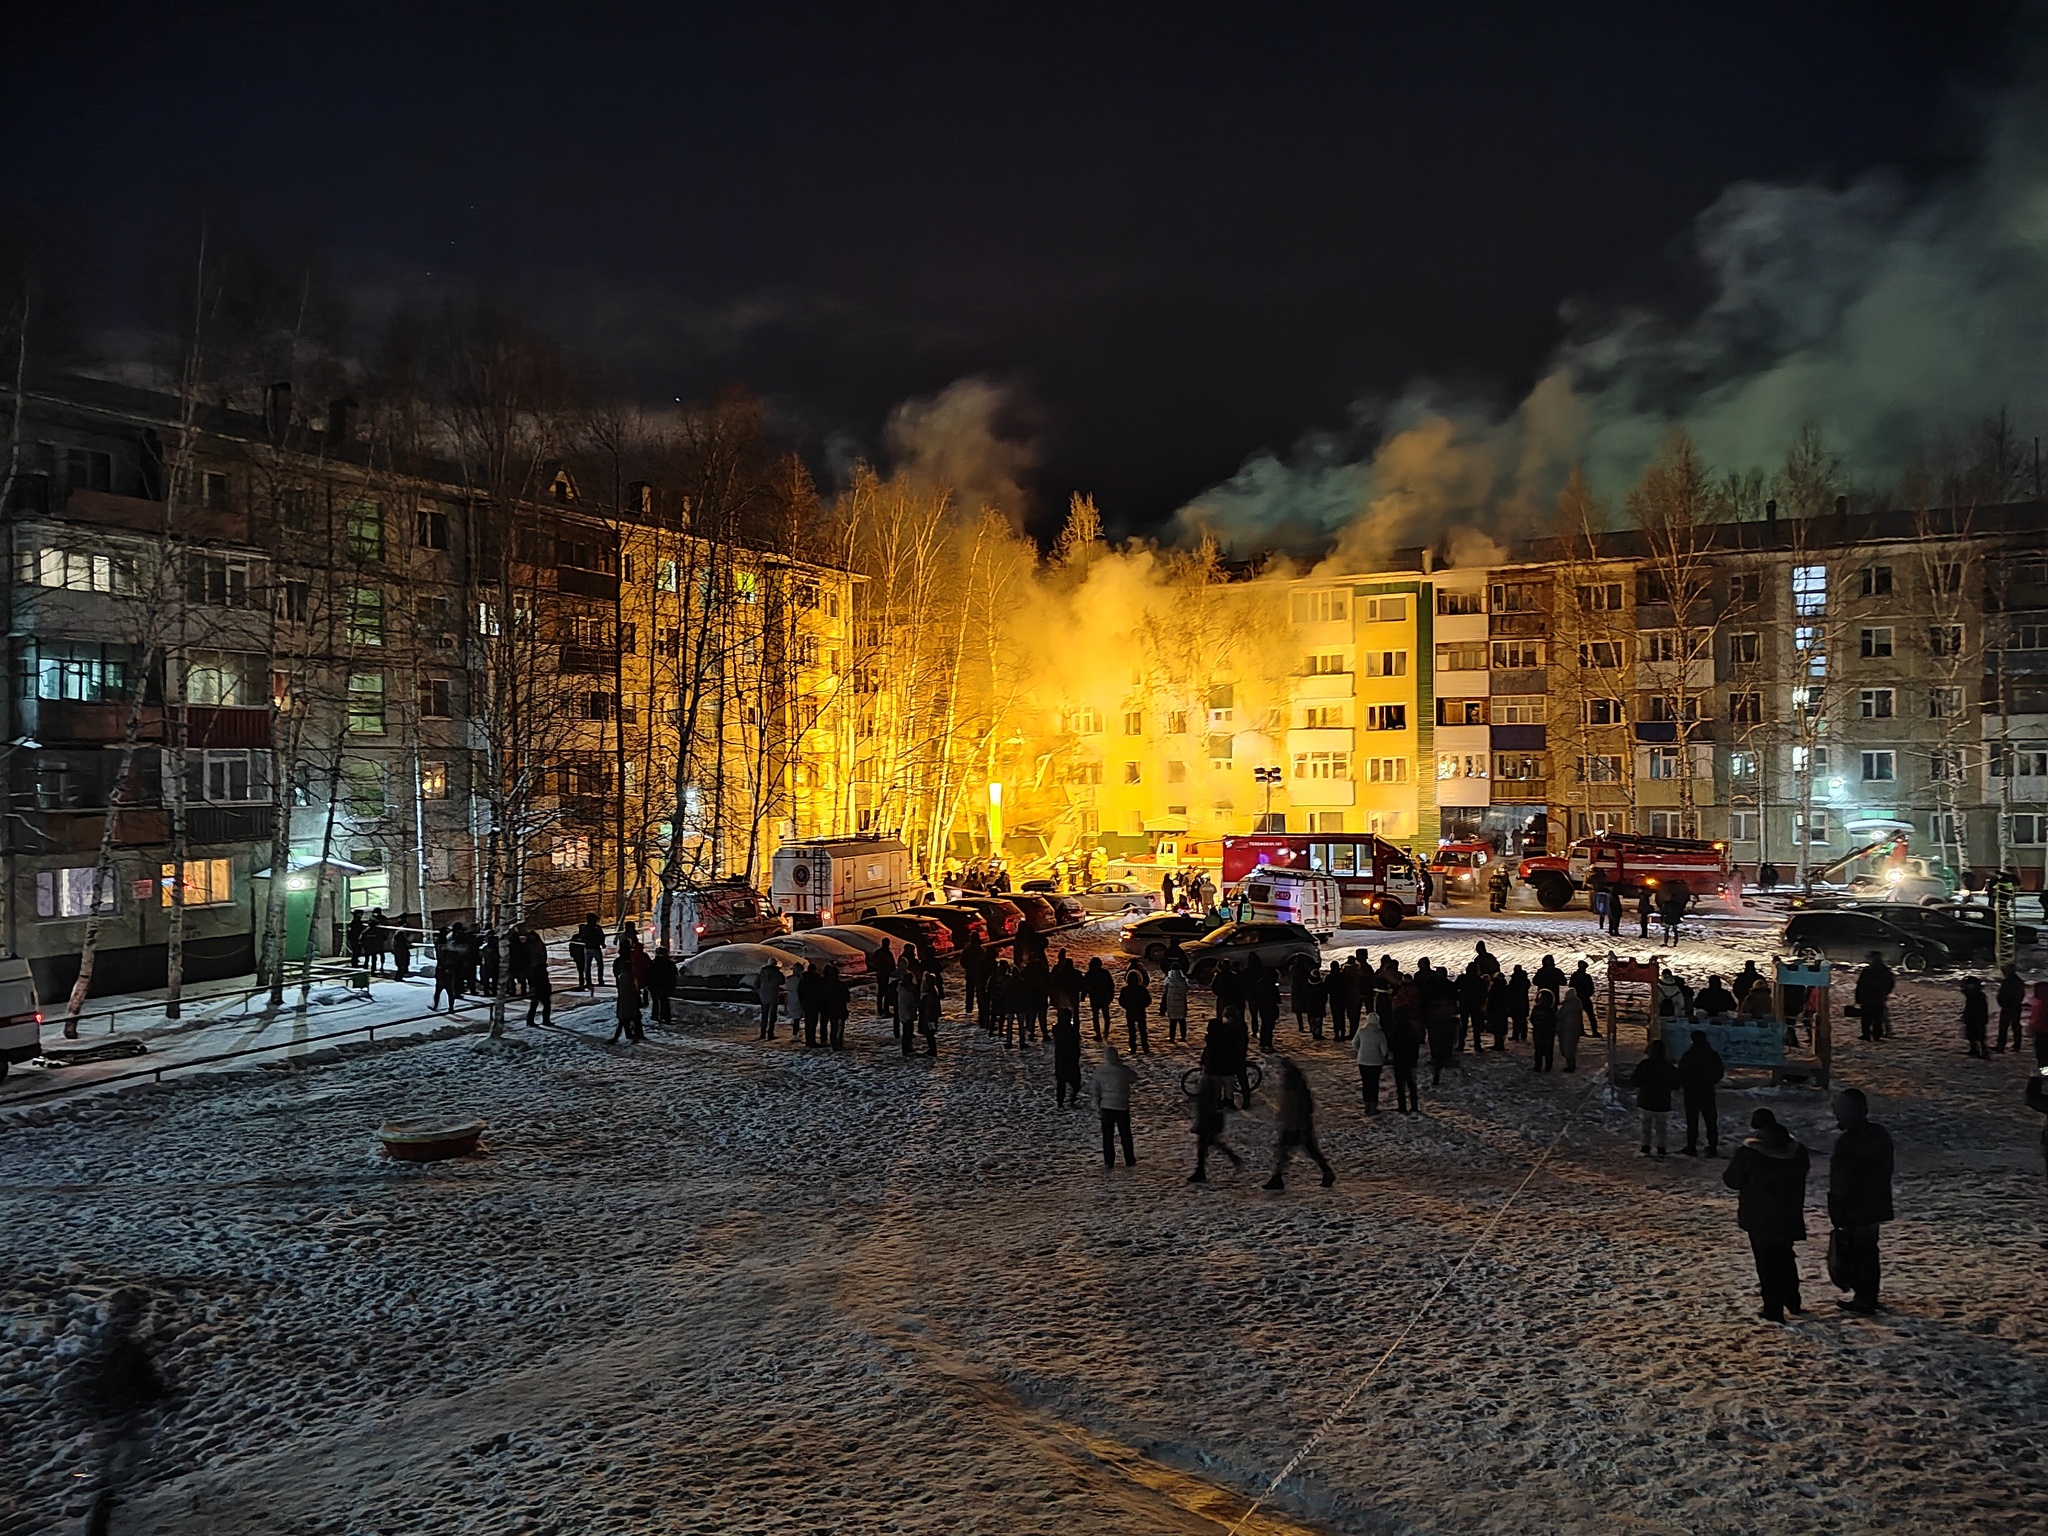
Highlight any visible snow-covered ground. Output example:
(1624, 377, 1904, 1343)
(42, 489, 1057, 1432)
(4, 909, 2045, 1535)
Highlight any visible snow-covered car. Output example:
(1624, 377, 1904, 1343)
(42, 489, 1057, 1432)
(864, 912, 955, 964)
(765, 932, 869, 972)
(1070, 880, 1161, 916)
(679, 942, 802, 997)
(805, 924, 903, 956)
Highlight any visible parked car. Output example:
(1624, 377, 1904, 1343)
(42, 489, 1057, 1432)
(1043, 893, 1087, 926)
(1827, 901, 2034, 963)
(765, 932, 870, 973)
(903, 904, 991, 948)
(864, 912, 955, 964)
(0, 955, 41, 1081)
(1071, 879, 1161, 916)
(806, 923, 904, 956)
(679, 942, 801, 998)
(949, 895, 1025, 942)
(1120, 912, 1217, 964)
(1181, 920, 1323, 984)
(1921, 902, 2042, 951)
(1782, 910, 1954, 971)
(1002, 893, 1066, 931)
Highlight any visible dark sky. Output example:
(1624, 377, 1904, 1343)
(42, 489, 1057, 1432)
(3, 1, 2020, 536)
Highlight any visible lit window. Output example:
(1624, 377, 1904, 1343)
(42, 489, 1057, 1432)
(1793, 564, 1828, 616)
(36, 867, 116, 918)
(161, 858, 232, 906)
(421, 762, 449, 800)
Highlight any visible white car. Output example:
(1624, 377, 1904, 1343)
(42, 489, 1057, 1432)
(1071, 880, 1162, 916)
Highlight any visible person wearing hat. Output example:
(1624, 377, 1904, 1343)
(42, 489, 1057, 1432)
(1827, 1088, 1895, 1314)
(1722, 1108, 1812, 1322)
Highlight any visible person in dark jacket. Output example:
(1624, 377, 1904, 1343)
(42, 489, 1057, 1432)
(1530, 988, 1559, 1072)
(1425, 979, 1459, 1086)
(1723, 1108, 1812, 1322)
(1084, 957, 1115, 1041)
(1569, 961, 1596, 1014)
(646, 945, 677, 1027)
(918, 971, 942, 1056)
(609, 968, 644, 1044)
(1120, 966, 1153, 1053)
(571, 914, 605, 990)
(1289, 951, 1315, 1034)
(1533, 954, 1565, 1001)
(1629, 1038, 1682, 1155)
(1263, 1059, 1336, 1190)
(1636, 884, 1655, 939)
(1996, 963, 2027, 1052)
(525, 940, 555, 1027)
(1696, 975, 1737, 1017)
(1678, 1029, 1726, 1156)
(1506, 964, 1531, 1042)
(391, 923, 414, 981)
(1388, 984, 1424, 1112)
(872, 938, 896, 1020)
(1961, 976, 1990, 1059)
(1456, 965, 1488, 1053)
(1189, 1070, 1242, 1182)
(1052, 1011, 1083, 1105)
(1827, 1088, 1895, 1314)
(754, 960, 781, 1039)
(796, 963, 823, 1047)
(1854, 953, 1895, 1041)
(1258, 963, 1285, 1049)
(1485, 971, 1513, 1051)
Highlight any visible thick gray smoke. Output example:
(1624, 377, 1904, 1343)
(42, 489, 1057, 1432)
(883, 376, 1038, 524)
(1175, 73, 2048, 563)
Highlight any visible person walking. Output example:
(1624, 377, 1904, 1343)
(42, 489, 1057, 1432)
(1961, 976, 1990, 1058)
(1557, 985, 1585, 1073)
(1827, 1088, 1895, 1315)
(1855, 952, 1896, 1042)
(1085, 957, 1115, 1042)
(1162, 960, 1190, 1046)
(1530, 988, 1559, 1072)
(872, 938, 896, 1020)
(572, 913, 606, 991)
(1723, 1108, 1811, 1322)
(1354, 1009, 1389, 1112)
(1053, 1011, 1083, 1106)
(1120, 965, 1152, 1053)
(1189, 1070, 1242, 1182)
(755, 960, 782, 1040)
(1091, 1043, 1138, 1167)
(391, 922, 414, 982)
(1629, 1037, 1682, 1155)
(1996, 963, 2026, 1052)
(1678, 1028, 1725, 1156)
(1264, 1059, 1336, 1190)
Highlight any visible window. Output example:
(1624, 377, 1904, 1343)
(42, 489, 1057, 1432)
(619, 624, 639, 657)
(1165, 760, 1187, 783)
(1166, 710, 1188, 734)
(418, 677, 453, 718)
(1929, 624, 1963, 657)
(1583, 810, 1630, 837)
(1437, 753, 1488, 779)
(1793, 564, 1828, 616)
(1730, 692, 1762, 725)
(1931, 561, 1964, 595)
(19, 641, 135, 703)
(202, 470, 231, 510)
(1792, 744, 1830, 774)
(1292, 751, 1351, 780)
(347, 673, 386, 734)
(35, 867, 116, 919)
(1066, 761, 1103, 785)
(1930, 812, 1961, 845)
(184, 554, 252, 608)
(161, 858, 231, 907)
(1577, 641, 1622, 669)
(552, 835, 593, 871)
(1729, 811, 1758, 842)
(1068, 707, 1103, 733)
(1796, 811, 1831, 844)
(1647, 746, 1684, 780)
(2012, 814, 2047, 846)
(1581, 697, 1625, 726)
(1122, 762, 1141, 785)
(1364, 596, 1407, 623)
(1928, 687, 1963, 718)
(20, 546, 137, 593)
(415, 508, 450, 549)
(1859, 627, 1894, 659)
(1309, 812, 1347, 833)
(1576, 754, 1623, 784)
(1363, 704, 1407, 731)
(1991, 746, 2048, 778)
(1728, 571, 1761, 605)
(186, 749, 272, 804)
(584, 691, 618, 722)
(1647, 812, 1689, 838)
(1489, 580, 1545, 612)
(2008, 623, 2048, 651)
(1206, 685, 1235, 715)
(347, 586, 385, 646)
(1642, 631, 1681, 663)
(1861, 750, 1896, 782)
(1792, 685, 1823, 719)
(66, 447, 114, 494)
(1303, 705, 1345, 728)
(1493, 640, 1543, 669)
(1123, 711, 1144, 736)
(1859, 688, 1895, 720)
(1486, 698, 1539, 726)
(345, 501, 385, 561)
(1493, 753, 1543, 782)
(1364, 650, 1407, 677)
(1290, 589, 1349, 624)
(1436, 698, 1486, 726)
(184, 650, 263, 707)
(1576, 582, 1623, 611)
(1643, 695, 1699, 725)
(1201, 732, 1232, 766)
(1436, 642, 1490, 672)
(421, 761, 448, 800)
(1929, 750, 1960, 783)
(341, 760, 386, 818)
(1304, 652, 1348, 675)
(1730, 632, 1760, 665)
(1730, 751, 1758, 780)
(1859, 565, 1892, 598)
(1436, 588, 1482, 615)
(1364, 757, 1407, 782)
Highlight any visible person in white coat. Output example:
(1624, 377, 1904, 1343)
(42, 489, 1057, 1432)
(1354, 1010, 1390, 1112)
(1161, 962, 1191, 1045)
(1089, 1043, 1138, 1168)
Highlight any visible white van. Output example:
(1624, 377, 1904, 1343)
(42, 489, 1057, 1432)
(0, 956, 43, 1081)
(1233, 866, 1342, 939)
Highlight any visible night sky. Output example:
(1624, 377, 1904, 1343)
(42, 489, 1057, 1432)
(3, 2, 2020, 537)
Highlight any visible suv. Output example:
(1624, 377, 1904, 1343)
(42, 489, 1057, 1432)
(1783, 909, 1952, 972)
(1831, 902, 2033, 963)
(1121, 912, 1216, 964)
(1181, 921, 1322, 984)
(903, 904, 990, 948)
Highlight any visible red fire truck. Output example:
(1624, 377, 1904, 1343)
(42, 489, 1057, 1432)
(1222, 833, 1423, 928)
(1517, 833, 1733, 911)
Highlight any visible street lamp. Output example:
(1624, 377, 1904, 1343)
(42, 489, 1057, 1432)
(1254, 764, 1282, 831)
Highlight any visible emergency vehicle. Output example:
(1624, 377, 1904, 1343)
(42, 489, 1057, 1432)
(1229, 866, 1343, 938)
(1427, 840, 1499, 899)
(1518, 833, 1733, 911)
(1222, 833, 1423, 928)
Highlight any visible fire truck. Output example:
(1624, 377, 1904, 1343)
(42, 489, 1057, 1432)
(1517, 833, 1733, 912)
(1222, 833, 1423, 928)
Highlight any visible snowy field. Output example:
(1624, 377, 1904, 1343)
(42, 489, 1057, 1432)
(4, 906, 2046, 1536)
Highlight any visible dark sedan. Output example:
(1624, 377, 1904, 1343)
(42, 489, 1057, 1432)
(1783, 910, 1953, 971)
(1120, 912, 1219, 964)
(903, 904, 991, 949)
(950, 895, 1025, 942)
(1830, 901, 2036, 962)
(865, 912, 955, 964)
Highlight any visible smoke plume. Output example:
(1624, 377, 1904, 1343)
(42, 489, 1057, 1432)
(883, 376, 1038, 525)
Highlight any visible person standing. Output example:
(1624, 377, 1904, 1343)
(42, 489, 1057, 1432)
(1079, 956, 1111, 1041)
(1678, 1029, 1725, 1156)
(1530, 988, 1559, 1072)
(1119, 965, 1152, 1053)
(1264, 1059, 1336, 1189)
(1162, 960, 1190, 1046)
(755, 960, 782, 1040)
(1855, 953, 1895, 1042)
(391, 922, 414, 982)
(1961, 976, 1990, 1059)
(1305, 964, 1329, 1044)
(918, 970, 942, 1056)
(1354, 1009, 1388, 1112)
(1636, 884, 1654, 939)
(872, 938, 896, 1020)
(431, 926, 463, 1012)
(610, 970, 644, 1044)
(647, 945, 677, 1028)
(346, 909, 366, 970)
(1389, 983, 1423, 1114)
(1090, 1043, 1137, 1167)
(1996, 963, 2026, 1052)
(1053, 1011, 1083, 1106)
(1605, 879, 1624, 937)
(1629, 1037, 1681, 1156)
(797, 963, 823, 1047)
(1827, 1088, 1895, 1315)
(1426, 981, 1458, 1087)
(897, 960, 921, 1056)
(525, 945, 554, 1027)
(1570, 961, 1596, 1015)
(572, 913, 606, 991)
(1723, 1108, 1811, 1322)
(1557, 985, 1586, 1073)
(2031, 980, 2048, 1067)
(1506, 964, 1531, 1043)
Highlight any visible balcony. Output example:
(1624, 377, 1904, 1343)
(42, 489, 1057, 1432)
(21, 700, 168, 745)
(559, 645, 613, 675)
(12, 808, 169, 853)
(1295, 671, 1353, 700)
(189, 804, 273, 844)
(557, 567, 619, 601)
(1493, 781, 1549, 803)
(187, 707, 271, 749)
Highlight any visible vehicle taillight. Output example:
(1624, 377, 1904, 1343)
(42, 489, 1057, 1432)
(695, 924, 705, 935)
